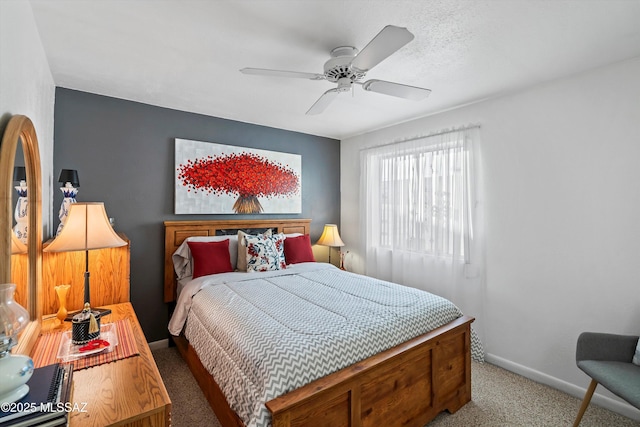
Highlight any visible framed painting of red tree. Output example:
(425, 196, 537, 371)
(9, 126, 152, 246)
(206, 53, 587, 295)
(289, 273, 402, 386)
(175, 139, 301, 214)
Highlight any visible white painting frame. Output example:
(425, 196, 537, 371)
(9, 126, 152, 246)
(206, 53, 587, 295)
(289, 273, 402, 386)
(175, 139, 301, 214)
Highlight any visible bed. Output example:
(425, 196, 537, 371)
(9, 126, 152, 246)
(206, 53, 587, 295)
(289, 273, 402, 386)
(164, 219, 480, 427)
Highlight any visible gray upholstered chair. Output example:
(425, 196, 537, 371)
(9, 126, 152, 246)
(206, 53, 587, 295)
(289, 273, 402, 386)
(573, 332, 640, 426)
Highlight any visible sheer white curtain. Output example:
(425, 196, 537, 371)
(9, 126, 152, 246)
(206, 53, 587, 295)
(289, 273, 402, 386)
(360, 126, 484, 324)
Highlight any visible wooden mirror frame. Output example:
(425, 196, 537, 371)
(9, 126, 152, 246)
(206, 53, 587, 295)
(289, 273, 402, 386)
(0, 115, 42, 355)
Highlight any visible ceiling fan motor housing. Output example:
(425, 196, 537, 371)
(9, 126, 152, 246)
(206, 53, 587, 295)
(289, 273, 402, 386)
(324, 46, 366, 83)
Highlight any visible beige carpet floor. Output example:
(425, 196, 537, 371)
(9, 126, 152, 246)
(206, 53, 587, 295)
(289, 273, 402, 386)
(152, 347, 639, 426)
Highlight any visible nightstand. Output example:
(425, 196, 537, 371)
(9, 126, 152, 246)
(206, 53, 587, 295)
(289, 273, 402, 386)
(35, 302, 171, 427)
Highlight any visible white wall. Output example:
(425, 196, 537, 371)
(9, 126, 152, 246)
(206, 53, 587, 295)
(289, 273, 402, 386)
(0, 0, 55, 234)
(341, 58, 640, 419)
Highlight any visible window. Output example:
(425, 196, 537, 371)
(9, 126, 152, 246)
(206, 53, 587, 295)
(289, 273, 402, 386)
(362, 127, 478, 263)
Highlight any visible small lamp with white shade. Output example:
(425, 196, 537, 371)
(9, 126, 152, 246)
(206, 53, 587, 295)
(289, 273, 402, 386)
(316, 224, 345, 267)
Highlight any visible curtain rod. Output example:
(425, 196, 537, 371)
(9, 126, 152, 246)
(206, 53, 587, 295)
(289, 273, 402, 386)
(359, 123, 481, 152)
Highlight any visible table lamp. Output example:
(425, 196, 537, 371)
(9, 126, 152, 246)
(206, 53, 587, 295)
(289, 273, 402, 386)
(316, 224, 345, 266)
(56, 169, 80, 236)
(44, 202, 126, 343)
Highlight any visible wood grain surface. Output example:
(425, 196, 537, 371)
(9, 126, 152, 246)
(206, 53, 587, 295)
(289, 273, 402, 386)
(40, 233, 130, 314)
(38, 302, 171, 427)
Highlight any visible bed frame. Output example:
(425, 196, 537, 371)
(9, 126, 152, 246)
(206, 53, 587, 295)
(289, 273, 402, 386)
(164, 219, 473, 427)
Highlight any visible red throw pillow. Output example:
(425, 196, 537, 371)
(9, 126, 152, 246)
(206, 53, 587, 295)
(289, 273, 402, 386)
(188, 240, 233, 278)
(284, 234, 316, 264)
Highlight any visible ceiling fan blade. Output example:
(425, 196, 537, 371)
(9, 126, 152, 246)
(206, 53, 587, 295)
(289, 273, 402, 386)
(306, 89, 340, 115)
(240, 68, 325, 80)
(351, 25, 414, 72)
(361, 79, 431, 101)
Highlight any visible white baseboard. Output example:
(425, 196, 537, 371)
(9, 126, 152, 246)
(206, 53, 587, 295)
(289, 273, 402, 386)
(484, 353, 640, 422)
(148, 338, 169, 351)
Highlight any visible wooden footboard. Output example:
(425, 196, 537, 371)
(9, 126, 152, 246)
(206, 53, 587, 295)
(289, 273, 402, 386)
(172, 315, 472, 427)
(266, 315, 473, 427)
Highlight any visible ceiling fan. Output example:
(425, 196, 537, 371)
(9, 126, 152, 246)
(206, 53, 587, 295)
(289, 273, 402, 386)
(240, 25, 431, 115)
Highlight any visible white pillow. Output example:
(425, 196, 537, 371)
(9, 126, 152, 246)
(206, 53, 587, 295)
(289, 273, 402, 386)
(237, 229, 272, 272)
(172, 235, 238, 279)
(633, 338, 640, 366)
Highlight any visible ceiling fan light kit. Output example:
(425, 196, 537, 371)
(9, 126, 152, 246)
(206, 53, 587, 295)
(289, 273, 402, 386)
(240, 25, 431, 114)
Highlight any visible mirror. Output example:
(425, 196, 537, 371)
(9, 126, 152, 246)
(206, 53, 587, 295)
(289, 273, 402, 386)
(11, 144, 27, 307)
(1, 115, 43, 355)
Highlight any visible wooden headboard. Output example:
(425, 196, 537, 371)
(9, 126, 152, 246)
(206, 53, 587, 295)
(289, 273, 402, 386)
(164, 219, 311, 302)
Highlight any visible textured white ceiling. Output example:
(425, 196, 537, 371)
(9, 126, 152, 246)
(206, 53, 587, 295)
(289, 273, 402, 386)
(29, 0, 640, 140)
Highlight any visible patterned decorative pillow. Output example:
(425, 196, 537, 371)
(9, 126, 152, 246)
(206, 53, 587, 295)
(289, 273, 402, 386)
(244, 233, 286, 272)
(633, 338, 640, 366)
(237, 229, 273, 272)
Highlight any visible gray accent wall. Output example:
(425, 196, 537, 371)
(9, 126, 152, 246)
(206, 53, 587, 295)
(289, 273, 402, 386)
(53, 88, 340, 342)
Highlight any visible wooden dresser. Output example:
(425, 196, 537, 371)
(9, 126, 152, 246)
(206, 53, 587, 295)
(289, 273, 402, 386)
(36, 303, 171, 427)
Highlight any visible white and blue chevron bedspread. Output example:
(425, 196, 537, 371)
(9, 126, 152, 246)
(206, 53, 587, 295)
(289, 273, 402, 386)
(169, 262, 483, 427)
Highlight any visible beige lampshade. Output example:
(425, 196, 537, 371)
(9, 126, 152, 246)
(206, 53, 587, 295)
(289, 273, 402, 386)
(316, 224, 345, 247)
(11, 233, 27, 254)
(44, 202, 126, 252)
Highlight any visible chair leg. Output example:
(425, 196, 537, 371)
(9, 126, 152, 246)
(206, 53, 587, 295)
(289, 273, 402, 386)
(573, 379, 598, 427)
